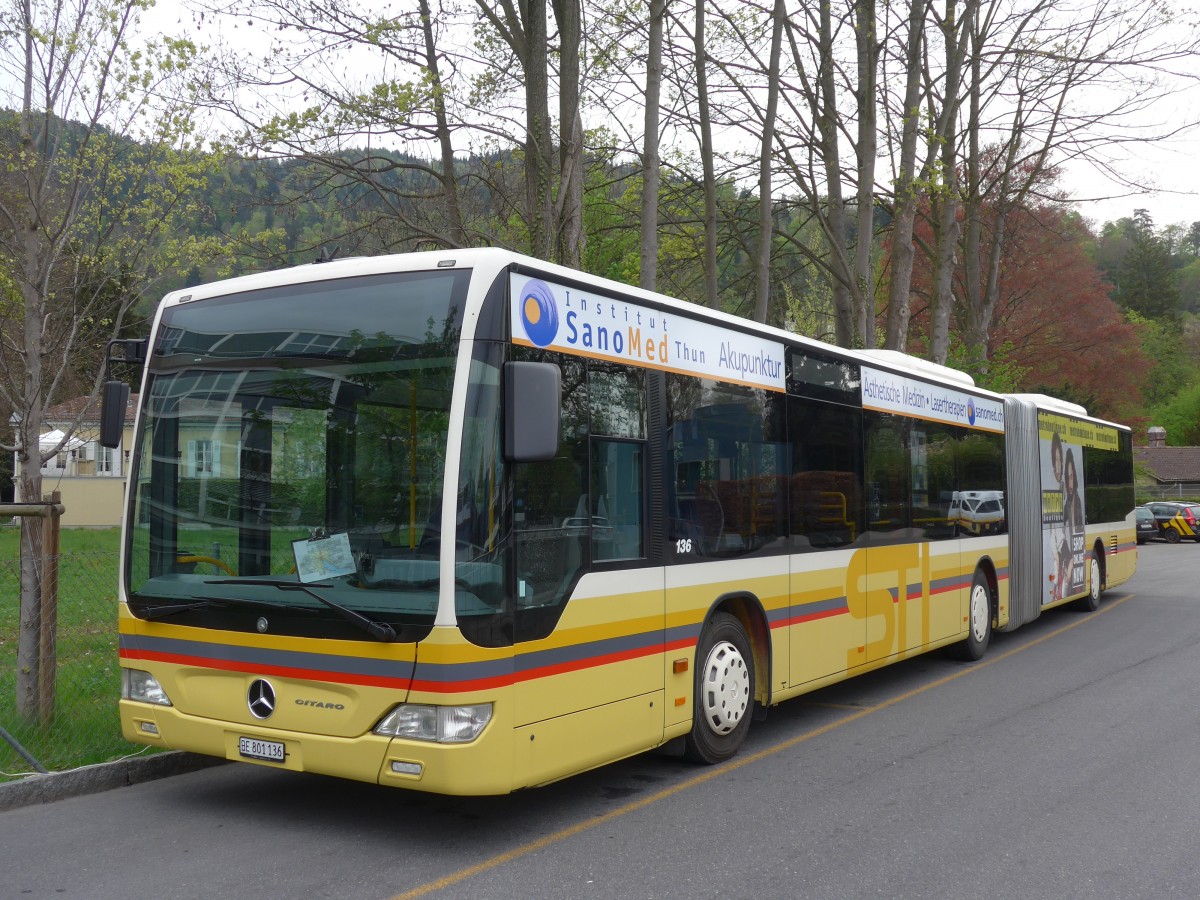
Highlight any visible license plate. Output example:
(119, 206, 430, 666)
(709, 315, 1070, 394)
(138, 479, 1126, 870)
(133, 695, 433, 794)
(239, 736, 285, 762)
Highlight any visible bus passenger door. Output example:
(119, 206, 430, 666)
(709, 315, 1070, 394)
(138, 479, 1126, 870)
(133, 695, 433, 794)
(858, 417, 962, 662)
(786, 390, 869, 686)
(509, 359, 663, 786)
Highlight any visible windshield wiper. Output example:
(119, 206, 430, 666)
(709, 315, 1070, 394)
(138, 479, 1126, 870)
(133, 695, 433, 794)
(208, 578, 398, 642)
(134, 595, 307, 620)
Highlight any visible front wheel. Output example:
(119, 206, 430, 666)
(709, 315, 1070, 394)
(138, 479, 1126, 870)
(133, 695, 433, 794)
(684, 612, 755, 764)
(953, 572, 992, 661)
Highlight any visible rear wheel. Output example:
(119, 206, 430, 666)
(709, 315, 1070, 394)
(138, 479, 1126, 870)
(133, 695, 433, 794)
(1165, 527, 1181, 544)
(953, 571, 992, 661)
(1076, 552, 1103, 612)
(684, 612, 755, 764)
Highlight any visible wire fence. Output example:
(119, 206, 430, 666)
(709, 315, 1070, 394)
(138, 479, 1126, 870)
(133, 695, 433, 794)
(1137, 484, 1200, 503)
(0, 542, 148, 781)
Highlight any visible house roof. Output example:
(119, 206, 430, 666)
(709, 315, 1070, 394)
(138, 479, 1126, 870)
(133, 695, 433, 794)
(1135, 446, 1200, 483)
(45, 393, 139, 428)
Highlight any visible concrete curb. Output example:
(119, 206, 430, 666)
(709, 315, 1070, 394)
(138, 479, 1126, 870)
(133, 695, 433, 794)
(0, 751, 227, 812)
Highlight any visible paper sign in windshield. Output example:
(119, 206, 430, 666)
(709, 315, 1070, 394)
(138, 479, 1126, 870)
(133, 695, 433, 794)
(292, 532, 356, 583)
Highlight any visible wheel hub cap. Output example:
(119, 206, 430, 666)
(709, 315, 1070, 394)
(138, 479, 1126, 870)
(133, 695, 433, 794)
(700, 640, 750, 735)
(970, 584, 989, 642)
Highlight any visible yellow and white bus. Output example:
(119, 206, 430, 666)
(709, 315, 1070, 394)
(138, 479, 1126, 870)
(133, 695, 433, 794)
(103, 249, 1136, 795)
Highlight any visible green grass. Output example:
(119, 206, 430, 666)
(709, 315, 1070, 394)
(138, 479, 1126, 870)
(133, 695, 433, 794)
(0, 527, 137, 780)
(0, 523, 341, 779)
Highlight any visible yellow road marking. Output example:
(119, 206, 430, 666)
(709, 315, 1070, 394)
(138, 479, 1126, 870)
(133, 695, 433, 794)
(391, 593, 1134, 899)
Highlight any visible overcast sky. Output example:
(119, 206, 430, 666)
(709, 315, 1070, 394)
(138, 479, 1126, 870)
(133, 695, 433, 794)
(1066, 136, 1200, 232)
(1056, 80, 1200, 233)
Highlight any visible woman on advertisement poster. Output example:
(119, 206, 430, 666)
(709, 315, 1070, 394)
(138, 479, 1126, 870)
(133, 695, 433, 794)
(1043, 431, 1067, 603)
(1063, 448, 1087, 595)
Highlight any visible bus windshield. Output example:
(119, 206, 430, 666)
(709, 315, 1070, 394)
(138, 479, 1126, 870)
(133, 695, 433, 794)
(125, 269, 475, 639)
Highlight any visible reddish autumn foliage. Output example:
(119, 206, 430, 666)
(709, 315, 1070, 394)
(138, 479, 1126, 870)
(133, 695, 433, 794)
(895, 204, 1149, 422)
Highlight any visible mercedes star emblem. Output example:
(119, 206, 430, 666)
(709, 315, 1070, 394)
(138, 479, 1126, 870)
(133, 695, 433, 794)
(247, 679, 276, 719)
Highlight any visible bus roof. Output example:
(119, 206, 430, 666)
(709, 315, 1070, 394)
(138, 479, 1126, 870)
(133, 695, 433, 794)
(156, 247, 1004, 401)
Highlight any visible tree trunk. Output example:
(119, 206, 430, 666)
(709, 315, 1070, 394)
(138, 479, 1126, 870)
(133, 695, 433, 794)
(15, 462, 44, 720)
(883, 0, 928, 352)
(927, 0, 969, 364)
(525, 0, 554, 260)
(753, 0, 786, 325)
(817, 0, 856, 347)
(694, 0, 720, 309)
(16, 281, 46, 720)
(15, 10, 45, 715)
(853, 0, 878, 346)
(419, 0, 466, 247)
(553, 0, 584, 267)
(473, 0, 555, 259)
(929, 191, 960, 365)
(640, 0, 666, 291)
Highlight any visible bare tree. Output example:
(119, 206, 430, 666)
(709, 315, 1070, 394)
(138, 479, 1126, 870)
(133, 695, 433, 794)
(760, 0, 882, 347)
(952, 0, 1200, 364)
(197, 0, 480, 255)
(0, 0, 214, 718)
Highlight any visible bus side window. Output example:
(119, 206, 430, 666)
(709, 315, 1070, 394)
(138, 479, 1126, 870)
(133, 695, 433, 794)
(588, 364, 647, 563)
(866, 413, 910, 537)
(666, 374, 787, 559)
(591, 439, 644, 561)
(786, 395, 865, 550)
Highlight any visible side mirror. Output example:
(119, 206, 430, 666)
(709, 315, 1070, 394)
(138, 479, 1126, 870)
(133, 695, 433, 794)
(504, 361, 560, 462)
(99, 381, 130, 449)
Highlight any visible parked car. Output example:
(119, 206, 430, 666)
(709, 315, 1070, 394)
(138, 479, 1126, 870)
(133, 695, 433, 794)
(1135, 506, 1158, 544)
(1143, 501, 1200, 543)
(949, 490, 1006, 536)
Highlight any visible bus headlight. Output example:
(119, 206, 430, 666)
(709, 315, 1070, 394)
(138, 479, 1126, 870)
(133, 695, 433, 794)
(122, 669, 173, 706)
(373, 703, 492, 743)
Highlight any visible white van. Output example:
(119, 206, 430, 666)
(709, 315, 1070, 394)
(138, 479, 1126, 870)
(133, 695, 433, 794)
(949, 490, 1006, 536)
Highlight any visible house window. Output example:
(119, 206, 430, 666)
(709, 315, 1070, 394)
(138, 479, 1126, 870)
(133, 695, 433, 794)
(97, 443, 115, 474)
(187, 439, 220, 478)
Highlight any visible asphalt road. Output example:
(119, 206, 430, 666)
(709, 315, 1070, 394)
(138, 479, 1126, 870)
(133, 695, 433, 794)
(3, 541, 1198, 900)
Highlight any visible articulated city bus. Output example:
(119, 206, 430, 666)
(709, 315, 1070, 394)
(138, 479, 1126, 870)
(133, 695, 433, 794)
(103, 249, 1136, 795)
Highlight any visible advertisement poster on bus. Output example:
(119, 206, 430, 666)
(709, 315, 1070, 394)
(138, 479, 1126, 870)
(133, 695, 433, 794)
(1039, 413, 1087, 604)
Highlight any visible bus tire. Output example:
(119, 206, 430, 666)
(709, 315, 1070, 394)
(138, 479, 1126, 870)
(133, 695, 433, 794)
(684, 612, 754, 764)
(954, 572, 992, 661)
(1076, 552, 1103, 612)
